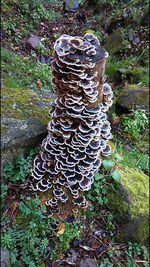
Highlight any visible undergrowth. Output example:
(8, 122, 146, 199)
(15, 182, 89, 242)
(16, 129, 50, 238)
(1, 0, 62, 43)
(1, 146, 149, 266)
(105, 55, 149, 85)
(115, 141, 149, 172)
(1, 49, 54, 91)
(1, 147, 83, 265)
(3, 147, 40, 184)
(85, 152, 122, 210)
(1, 196, 51, 267)
(112, 109, 149, 172)
(120, 109, 149, 139)
(99, 241, 149, 266)
(50, 221, 83, 260)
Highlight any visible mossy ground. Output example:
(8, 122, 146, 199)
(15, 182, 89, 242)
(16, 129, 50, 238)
(1, 48, 54, 92)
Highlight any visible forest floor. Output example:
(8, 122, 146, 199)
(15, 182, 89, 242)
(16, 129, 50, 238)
(1, 0, 149, 266)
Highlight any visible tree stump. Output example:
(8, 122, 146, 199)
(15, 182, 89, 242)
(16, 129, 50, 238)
(28, 34, 113, 225)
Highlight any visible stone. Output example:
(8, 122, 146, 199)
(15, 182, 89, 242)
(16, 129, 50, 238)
(128, 29, 134, 41)
(116, 84, 149, 111)
(103, 28, 125, 54)
(132, 37, 140, 45)
(106, 165, 149, 244)
(80, 258, 98, 267)
(1, 86, 54, 168)
(64, 0, 79, 11)
(1, 248, 11, 267)
(2, 117, 47, 164)
(27, 35, 43, 50)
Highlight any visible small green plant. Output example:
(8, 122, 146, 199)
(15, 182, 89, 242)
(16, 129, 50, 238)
(47, 9, 62, 22)
(3, 147, 40, 183)
(130, 67, 149, 85)
(53, 32, 61, 39)
(99, 241, 149, 266)
(114, 138, 149, 171)
(125, 242, 149, 267)
(86, 155, 122, 211)
(1, 196, 52, 267)
(95, 30, 103, 42)
(106, 213, 115, 236)
(1, 184, 8, 209)
(120, 109, 149, 139)
(50, 221, 83, 260)
(3, 155, 32, 183)
(105, 58, 119, 81)
(36, 43, 50, 57)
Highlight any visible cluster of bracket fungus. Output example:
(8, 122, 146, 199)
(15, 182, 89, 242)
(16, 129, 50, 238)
(28, 33, 113, 220)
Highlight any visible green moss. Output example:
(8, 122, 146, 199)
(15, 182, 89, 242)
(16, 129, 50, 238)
(117, 165, 149, 217)
(107, 165, 149, 218)
(117, 85, 149, 110)
(1, 126, 7, 134)
(106, 187, 131, 227)
(136, 216, 149, 244)
(107, 165, 149, 244)
(104, 28, 124, 54)
(2, 87, 52, 124)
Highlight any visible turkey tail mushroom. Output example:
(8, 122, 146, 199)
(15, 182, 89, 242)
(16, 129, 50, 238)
(28, 33, 113, 219)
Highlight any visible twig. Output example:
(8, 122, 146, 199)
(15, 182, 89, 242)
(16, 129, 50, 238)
(79, 244, 95, 251)
(97, 249, 107, 258)
(135, 260, 149, 263)
(93, 234, 105, 247)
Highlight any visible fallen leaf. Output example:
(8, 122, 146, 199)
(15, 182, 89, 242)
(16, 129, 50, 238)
(103, 237, 109, 244)
(137, 146, 143, 151)
(58, 223, 65, 234)
(114, 116, 120, 123)
(37, 79, 43, 86)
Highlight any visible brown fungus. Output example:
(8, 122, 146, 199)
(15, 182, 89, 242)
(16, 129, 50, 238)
(28, 34, 113, 220)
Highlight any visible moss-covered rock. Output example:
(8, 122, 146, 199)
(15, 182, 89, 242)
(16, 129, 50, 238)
(107, 165, 149, 244)
(116, 84, 149, 111)
(1, 86, 53, 124)
(103, 28, 125, 54)
(64, 0, 79, 11)
(1, 86, 54, 167)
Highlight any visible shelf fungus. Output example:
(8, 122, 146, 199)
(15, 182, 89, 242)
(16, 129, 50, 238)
(28, 33, 113, 223)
